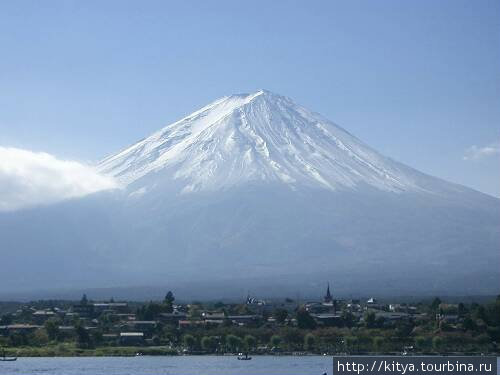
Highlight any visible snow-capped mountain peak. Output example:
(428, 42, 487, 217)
(5, 91, 500, 296)
(98, 90, 419, 193)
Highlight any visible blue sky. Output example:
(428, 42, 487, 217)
(1, 0, 499, 196)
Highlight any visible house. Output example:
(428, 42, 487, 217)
(374, 312, 411, 325)
(32, 310, 56, 324)
(389, 304, 402, 312)
(201, 311, 225, 320)
(201, 312, 225, 326)
(124, 320, 157, 336)
(437, 314, 460, 324)
(159, 311, 187, 324)
(305, 302, 333, 314)
(63, 312, 78, 321)
(72, 304, 94, 318)
(58, 326, 75, 333)
(126, 320, 157, 329)
(112, 313, 136, 321)
(102, 333, 119, 343)
(366, 298, 383, 310)
(346, 302, 362, 312)
(93, 303, 129, 314)
(0, 324, 41, 336)
(120, 332, 144, 345)
(438, 303, 459, 314)
(311, 313, 343, 326)
(389, 304, 418, 314)
(407, 306, 418, 314)
(178, 320, 206, 329)
(227, 315, 261, 325)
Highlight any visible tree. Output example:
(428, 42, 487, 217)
(270, 334, 282, 348)
(432, 336, 443, 352)
(475, 333, 490, 348)
(274, 308, 288, 324)
(0, 314, 13, 326)
(415, 336, 430, 351)
(164, 291, 175, 304)
(297, 308, 316, 329)
(183, 334, 196, 351)
(226, 334, 243, 352)
(33, 328, 49, 346)
(44, 318, 60, 341)
(395, 321, 414, 338)
(439, 321, 452, 332)
(431, 297, 442, 312)
(74, 322, 91, 348)
(458, 303, 467, 316)
(341, 310, 356, 327)
(282, 327, 304, 347)
(163, 325, 180, 345)
(358, 335, 373, 351)
(9, 332, 28, 347)
(91, 329, 103, 346)
(373, 336, 385, 352)
(244, 335, 256, 351)
(488, 297, 500, 326)
(462, 316, 475, 331)
(137, 302, 164, 320)
(164, 291, 175, 313)
(364, 311, 377, 328)
(472, 305, 488, 324)
(304, 333, 316, 351)
(345, 336, 358, 352)
(188, 304, 202, 319)
(201, 336, 217, 352)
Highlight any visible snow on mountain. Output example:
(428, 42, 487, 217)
(98, 90, 424, 194)
(1, 90, 498, 297)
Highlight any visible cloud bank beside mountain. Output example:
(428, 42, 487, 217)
(0, 146, 118, 211)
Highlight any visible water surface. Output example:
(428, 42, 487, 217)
(1, 356, 498, 375)
(0, 355, 331, 375)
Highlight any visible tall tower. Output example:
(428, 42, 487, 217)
(324, 282, 333, 303)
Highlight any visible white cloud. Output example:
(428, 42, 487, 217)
(463, 143, 500, 161)
(0, 147, 119, 212)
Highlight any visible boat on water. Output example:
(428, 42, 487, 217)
(0, 349, 17, 362)
(237, 352, 252, 360)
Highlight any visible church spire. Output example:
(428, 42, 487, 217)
(324, 282, 332, 303)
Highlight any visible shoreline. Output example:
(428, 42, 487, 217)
(3, 347, 498, 358)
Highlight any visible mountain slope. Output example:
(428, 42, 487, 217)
(1, 90, 498, 297)
(98, 90, 454, 195)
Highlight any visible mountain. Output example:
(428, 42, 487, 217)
(1, 90, 499, 298)
(98, 90, 455, 195)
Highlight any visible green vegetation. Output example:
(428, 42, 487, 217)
(0, 343, 176, 357)
(0, 293, 499, 356)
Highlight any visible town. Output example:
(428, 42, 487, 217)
(0, 285, 499, 357)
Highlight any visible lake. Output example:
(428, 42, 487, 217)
(0, 356, 498, 375)
(0, 356, 331, 375)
